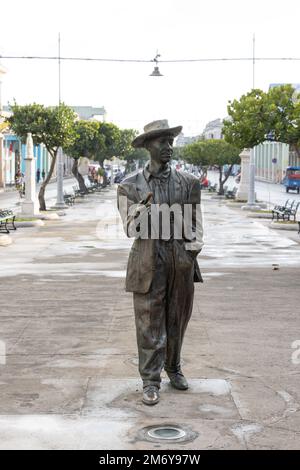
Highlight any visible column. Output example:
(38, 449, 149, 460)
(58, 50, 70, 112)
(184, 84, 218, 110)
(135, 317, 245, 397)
(0, 133, 4, 189)
(21, 133, 39, 216)
(236, 148, 250, 201)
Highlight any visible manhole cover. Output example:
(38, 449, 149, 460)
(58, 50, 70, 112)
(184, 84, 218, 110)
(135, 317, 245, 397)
(147, 426, 186, 440)
(137, 424, 197, 444)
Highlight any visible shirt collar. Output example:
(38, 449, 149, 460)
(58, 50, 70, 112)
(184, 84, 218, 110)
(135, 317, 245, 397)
(143, 161, 171, 182)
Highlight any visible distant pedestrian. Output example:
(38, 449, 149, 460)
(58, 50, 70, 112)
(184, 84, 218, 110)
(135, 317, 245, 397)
(42, 169, 46, 180)
(36, 168, 41, 183)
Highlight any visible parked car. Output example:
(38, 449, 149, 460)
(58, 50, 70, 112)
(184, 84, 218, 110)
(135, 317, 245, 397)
(282, 166, 300, 193)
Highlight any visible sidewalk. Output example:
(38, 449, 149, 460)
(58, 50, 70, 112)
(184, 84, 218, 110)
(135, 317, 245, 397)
(0, 187, 300, 449)
(0, 177, 77, 211)
(207, 170, 300, 208)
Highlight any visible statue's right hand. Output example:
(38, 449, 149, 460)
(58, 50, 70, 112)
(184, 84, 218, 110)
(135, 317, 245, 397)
(139, 192, 153, 207)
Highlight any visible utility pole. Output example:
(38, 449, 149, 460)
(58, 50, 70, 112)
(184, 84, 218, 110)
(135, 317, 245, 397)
(252, 33, 255, 90)
(242, 33, 261, 211)
(55, 32, 67, 209)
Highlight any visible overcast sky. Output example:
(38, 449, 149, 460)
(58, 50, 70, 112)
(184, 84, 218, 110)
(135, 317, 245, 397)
(0, 0, 300, 135)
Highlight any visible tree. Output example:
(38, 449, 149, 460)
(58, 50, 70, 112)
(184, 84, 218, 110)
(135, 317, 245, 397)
(182, 141, 210, 177)
(223, 89, 270, 149)
(63, 120, 101, 193)
(223, 84, 300, 156)
(94, 122, 122, 164)
(267, 84, 300, 156)
(7, 102, 76, 210)
(117, 129, 137, 158)
(123, 147, 149, 173)
(115, 128, 149, 173)
(183, 140, 240, 194)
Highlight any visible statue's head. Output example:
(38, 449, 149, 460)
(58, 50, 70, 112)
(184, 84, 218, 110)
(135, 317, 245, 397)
(131, 120, 182, 164)
(144, 134, 174, 165)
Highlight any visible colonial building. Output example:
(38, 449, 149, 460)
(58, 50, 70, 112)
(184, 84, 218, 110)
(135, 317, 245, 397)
(175, 132, 201, 147)
(202, 118, 224, 140)
(71, 106, 107, 122)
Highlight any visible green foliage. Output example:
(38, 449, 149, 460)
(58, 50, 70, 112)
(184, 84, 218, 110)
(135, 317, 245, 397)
(7, 102, 77, 157)
(183, 139, 240, 167)
(63, 120, 101, 160)
(123, 146, 149, 164)
(223, 89, 269, 149)
(97, 167, 105, 176)
(223, 84, 300, 154)
(172, 146, 185, 161)
(95, 122, 122, 163)
(64, 120, 139, 165)
(117, 129, 138, 159)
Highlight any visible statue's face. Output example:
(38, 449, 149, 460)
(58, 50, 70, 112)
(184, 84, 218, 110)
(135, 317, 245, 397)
(146, 134, 174, 164)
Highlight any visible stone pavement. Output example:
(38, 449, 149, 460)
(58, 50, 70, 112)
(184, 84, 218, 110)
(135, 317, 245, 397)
(0, 186, 300, 449)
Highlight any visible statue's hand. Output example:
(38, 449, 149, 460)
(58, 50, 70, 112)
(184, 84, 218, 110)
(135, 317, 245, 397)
(134, 192, 153, 218)
(139, 192, 153, 207)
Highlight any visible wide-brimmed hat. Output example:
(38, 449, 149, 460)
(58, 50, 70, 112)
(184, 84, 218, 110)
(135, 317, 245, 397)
(132, 120, 182, 148)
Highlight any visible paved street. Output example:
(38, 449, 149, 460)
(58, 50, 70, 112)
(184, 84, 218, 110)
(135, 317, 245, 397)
(208, 170, 300, 208)
(0, 182, 300, 449)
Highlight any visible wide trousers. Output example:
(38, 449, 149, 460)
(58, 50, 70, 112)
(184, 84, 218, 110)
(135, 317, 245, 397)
(133, 239, 195, 388)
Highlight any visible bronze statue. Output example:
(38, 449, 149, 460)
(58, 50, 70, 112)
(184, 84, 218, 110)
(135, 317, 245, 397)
(117, 120, 204, 405)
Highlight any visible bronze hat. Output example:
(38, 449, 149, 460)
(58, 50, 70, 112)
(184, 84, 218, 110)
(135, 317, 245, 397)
(132, 120, 182, 148)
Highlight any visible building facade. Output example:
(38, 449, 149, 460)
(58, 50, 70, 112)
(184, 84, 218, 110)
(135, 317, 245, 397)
(0, 132, 56, 188)
(255, 141, 290, 183)
(203, 118, 223, 140)
(71, 106, 107, 122)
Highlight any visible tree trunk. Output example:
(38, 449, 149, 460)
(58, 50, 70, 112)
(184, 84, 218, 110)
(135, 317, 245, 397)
(293, 145, 300, 159)
(222, 163, 235, 186)
(72, 159, 88, 193)
(218, 167, 224, 195)
(38, 151, 57, 211)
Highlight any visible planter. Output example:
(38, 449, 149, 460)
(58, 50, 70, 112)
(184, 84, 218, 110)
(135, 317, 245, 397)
(38, 212, 60, 220)
(269, 221, 299, 231)
(14, 219, 45, 228)
(247, 212, 273, 219)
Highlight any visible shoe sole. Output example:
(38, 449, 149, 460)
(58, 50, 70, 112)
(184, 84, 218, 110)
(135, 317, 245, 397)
(142, 398, 159, 406)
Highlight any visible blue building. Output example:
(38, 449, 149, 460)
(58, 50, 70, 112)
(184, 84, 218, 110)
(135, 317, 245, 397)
(1, 133, 51, 186)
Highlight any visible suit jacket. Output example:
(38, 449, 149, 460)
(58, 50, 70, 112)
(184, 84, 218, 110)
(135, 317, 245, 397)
(117, 167, 204, 294)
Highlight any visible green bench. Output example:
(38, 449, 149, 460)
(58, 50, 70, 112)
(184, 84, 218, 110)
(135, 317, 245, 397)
(0, 209, 17, 233)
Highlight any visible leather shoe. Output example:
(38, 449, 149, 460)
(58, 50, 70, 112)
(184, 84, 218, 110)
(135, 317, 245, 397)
(167, 371, 189, 390)
(142, 385, 160, 405)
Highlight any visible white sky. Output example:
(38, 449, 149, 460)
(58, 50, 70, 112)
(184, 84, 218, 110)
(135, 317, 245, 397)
(0, 0, 300, 135)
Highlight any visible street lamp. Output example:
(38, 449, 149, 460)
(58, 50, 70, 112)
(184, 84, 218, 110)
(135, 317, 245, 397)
(54, 33, 67, 210)
(150, 53, 163, 77)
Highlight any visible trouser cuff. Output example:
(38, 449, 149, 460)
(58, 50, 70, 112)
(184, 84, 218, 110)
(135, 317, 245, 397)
(143, 380, 161, 389)
(164, 364, 181, 374)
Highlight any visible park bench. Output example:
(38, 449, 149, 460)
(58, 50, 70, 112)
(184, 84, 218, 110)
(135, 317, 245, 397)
(208, 183, 217, 192)
(63, 191, 75, 206)
(85, 181, 98, 193)
(0, 209, 17, 233)
(285, 201, 300, 222)
(272, 199, 295, 221)
(225, 186, 238, 199)
(72, 185, 86, 198)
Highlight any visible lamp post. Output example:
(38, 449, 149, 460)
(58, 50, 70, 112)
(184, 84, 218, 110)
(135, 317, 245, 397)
(150, 53, 163, 76)
(54, 33, 67, 209)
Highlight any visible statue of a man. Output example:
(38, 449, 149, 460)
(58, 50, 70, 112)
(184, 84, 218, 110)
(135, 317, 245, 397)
(117, 120, 204, 405)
